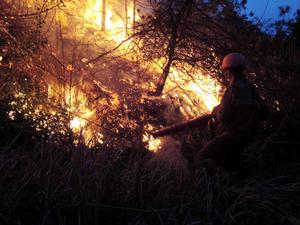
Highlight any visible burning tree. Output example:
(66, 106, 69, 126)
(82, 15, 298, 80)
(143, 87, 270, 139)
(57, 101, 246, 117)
(1, 0, 299, 151)
(0, 0, 223, 149)
(0, 0, 162, 150)
(133, 0, 251, 94)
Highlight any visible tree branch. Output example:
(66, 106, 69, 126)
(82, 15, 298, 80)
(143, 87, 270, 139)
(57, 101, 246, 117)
(0, 2, 63, 18)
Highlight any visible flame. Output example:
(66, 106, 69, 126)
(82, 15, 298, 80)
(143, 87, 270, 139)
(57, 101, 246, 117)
(70, 117, 86, 130)
(164, 68, 221, 117)
(55, 0, 221, 118)
(47, 82, 98, 146)
(84, 0, 113, 29)
(188, 82, 220, 111)
(143, 134, 162, 152)
(143, 124, 162, 152)
(8, 0, 222, 149)
(83, 0, 138, 43)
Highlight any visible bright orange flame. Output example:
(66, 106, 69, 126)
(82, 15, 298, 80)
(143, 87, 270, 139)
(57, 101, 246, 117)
(11, 0, 221, 149)
(84, 0, 112, 29)
(83, 1, 221, 117)
(70, 117, 85, 130)
(164, 68, 221, 117)
(143, 124, 162, 152)
(48, 82, 98, 146)
(83, 0, 138, 43)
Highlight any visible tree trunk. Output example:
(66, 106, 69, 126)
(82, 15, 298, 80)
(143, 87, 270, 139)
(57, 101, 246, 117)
(153, 0, 194, 96)
(101, 0, 107, 31)
(132, 0, 136, 29)
(125, 0, 128, 34)
(154, 31, 177, 95)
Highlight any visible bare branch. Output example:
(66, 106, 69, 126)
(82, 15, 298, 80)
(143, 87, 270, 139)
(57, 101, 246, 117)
(0, 2, 63, 18)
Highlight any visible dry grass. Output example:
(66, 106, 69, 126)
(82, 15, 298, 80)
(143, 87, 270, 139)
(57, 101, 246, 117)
(0, 138, 299, 225)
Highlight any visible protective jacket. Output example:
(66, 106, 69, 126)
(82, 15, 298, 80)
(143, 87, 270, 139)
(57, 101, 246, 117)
(197, 76, 264, 171)
(215, 77, 262, 135)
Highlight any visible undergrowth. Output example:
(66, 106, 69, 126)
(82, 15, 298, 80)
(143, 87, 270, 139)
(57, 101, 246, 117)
(0, 137, 299, 225)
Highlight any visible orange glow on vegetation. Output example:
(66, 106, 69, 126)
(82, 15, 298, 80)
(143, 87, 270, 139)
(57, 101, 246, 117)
(47, 82, 103, 146)
(164, 67, 221, 117)
(7, 0, 222, 148)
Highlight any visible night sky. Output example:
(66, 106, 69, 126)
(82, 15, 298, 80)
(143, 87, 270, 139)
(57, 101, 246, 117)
(245, 0, 300, 20)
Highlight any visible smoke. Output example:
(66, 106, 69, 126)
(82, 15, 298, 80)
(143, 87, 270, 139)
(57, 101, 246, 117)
(146, 136, 190, 176)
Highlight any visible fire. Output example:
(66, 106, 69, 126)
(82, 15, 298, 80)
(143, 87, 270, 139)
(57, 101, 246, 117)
(84, 0, 113, 29)
(6, 0, 222, 149)
(70, 117, 85, 131)
(83, 0, 138, 43)
(52, 0, 221, 119)
(47, 82, 98, 146)
(143, 134, 162, 152)
(143, 124, 162, 152)
(188, 82, 220, 111)
(164, 68, 221, 117)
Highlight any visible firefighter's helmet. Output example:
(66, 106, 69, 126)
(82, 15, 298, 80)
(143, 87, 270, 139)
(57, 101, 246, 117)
(221, 53, 247, 71)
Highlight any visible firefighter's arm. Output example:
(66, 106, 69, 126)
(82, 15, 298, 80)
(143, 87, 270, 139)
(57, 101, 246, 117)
(211, 104, 222, 122)
(212, 88, 233, 123)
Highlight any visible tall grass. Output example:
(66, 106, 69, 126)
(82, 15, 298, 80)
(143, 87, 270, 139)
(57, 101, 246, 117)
(0, 139, 299, 225)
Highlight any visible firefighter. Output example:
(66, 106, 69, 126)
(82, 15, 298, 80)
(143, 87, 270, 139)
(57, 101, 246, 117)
(195, 52, 265, 171)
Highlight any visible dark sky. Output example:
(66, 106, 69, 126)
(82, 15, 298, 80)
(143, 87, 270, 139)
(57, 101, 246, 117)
(245, 0, 300, 20)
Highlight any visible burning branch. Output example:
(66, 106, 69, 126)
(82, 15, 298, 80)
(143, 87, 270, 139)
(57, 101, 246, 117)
(0, 1, 63, 18)
(101, 0, 107, 31)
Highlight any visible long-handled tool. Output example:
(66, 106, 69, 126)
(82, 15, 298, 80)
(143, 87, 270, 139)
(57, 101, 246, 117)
(152, 114, 212, 138)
